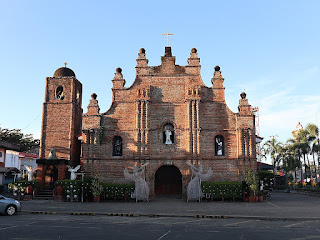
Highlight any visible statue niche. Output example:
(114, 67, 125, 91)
(163, 123, 174, 144)
(55, 86, 64, 100)
(215, 135, 224, 156)
(112, 136, 122, 156)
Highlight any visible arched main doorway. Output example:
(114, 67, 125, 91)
(45, 165, 58, 189)
(155, 165, 182, 198)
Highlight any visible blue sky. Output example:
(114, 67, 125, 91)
(1, 0, 320, 152)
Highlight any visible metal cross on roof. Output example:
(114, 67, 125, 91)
(162, 29, 174, 46)
(64, 62, 67, 68)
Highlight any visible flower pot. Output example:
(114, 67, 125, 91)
(94, 196, 100, 203)
(56, 185, 63, 196)
(258, 196, 264, 202)
(26, 184, 33, 195)
(249, 196, 257, 203)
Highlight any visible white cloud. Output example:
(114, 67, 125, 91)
(226, 65, 320, 144)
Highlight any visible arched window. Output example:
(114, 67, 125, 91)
(55, 86, 64, 100)
(113, 136, 122, 156)
(215, 135, 224, 156)
(163, 123, 174, 144)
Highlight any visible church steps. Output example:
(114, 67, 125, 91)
(34, 189, 54, 200)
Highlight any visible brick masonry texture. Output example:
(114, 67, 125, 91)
(80, 47, 256, 198)
(39, 48, 256, 197)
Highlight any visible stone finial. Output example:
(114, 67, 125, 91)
(112, 67, 126, 88)
(211, 64, 225, 102)
(187, 47, 200, 69)
(212, 65, 224, 87)
(91, 93, 97, 100)
(240, 92, 246, 99)
(114, 67, 124, 79)
(140, 48, 146, 54)
(86, 93, 100, 115)
(238, 92, 251, 115)
(136, 48, 149, 74)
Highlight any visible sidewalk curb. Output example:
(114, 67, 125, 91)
(31, 211, 56, 215)
(25, 211, 320, 221)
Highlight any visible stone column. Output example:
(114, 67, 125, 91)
(140, 101, 145, 159)
(145, 100, 149, 157)
(192, 100, 196, 159)
(196, 100, 200, 158)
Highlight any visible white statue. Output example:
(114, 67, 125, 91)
(25, 165, 36, 181)
(165, 129, 172, 144)
(124, 163, 149, 202)
(67, 165, 81, 180)
(260, 180, 264, 191)
(186, 162, 213, 202)
(216, 137, 223, 156)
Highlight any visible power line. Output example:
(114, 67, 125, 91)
(22, 113, 41, 132)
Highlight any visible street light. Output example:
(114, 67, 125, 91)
(315, 136, 320, 183)
(75, 171, 85, 202)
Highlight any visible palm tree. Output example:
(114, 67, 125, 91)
(288, 133, 309, 182)
(282, 143, 301, 184)
(262, 136, 283, 188)
(289, 124, 319, 182)
(305, 123, 319, 182)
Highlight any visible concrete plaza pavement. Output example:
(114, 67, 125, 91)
(18, 191, 320, 220)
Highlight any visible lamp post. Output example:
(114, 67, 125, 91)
(315, 136, 320, 181)
(75, 171, 85, 202)
(12, 172, 18, 198)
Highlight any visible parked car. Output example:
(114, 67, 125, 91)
(0, 195, 21, 215)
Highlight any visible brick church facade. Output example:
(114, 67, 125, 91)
(37, 47, 256, 198)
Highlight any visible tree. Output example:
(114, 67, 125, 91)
(262, 136, 283, 188)
(281, 144, 301, 184)
(0, 127, 39, 152)
(305, 123, 319, 182)
(287, 123, 320, 182)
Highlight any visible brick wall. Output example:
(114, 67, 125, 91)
(81, 47, 257, 198)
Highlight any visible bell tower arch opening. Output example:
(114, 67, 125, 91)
(155, 165, 182, 198)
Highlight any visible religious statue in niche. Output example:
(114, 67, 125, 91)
(76, 90, 81, 105)
(186, 162, 213, 202)
(163, 123, 174, 144)
(124, 163, 149, 202)
(55, 86, 64, 100)
(215, 135, 224, 156)
(113, 136, 122, 156)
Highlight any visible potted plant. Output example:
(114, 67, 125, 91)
(258, 190, 264, 202)
(54, 181, 63, 196)
(26, 182, 33, 195)
(245, 169, 259, 202)
(91, 175, 103, 202)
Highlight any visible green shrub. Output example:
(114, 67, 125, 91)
(82, 176, 93, 200)
(245, 170, 259, 196)
(55, 180, 81, 197)
(102, 183, 135, 200)
(91, 175, 103, 196)
(201, 182, 242, 199)
(8, 180, 39, 194)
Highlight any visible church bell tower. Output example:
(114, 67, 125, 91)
(37, 65, 82, 188)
